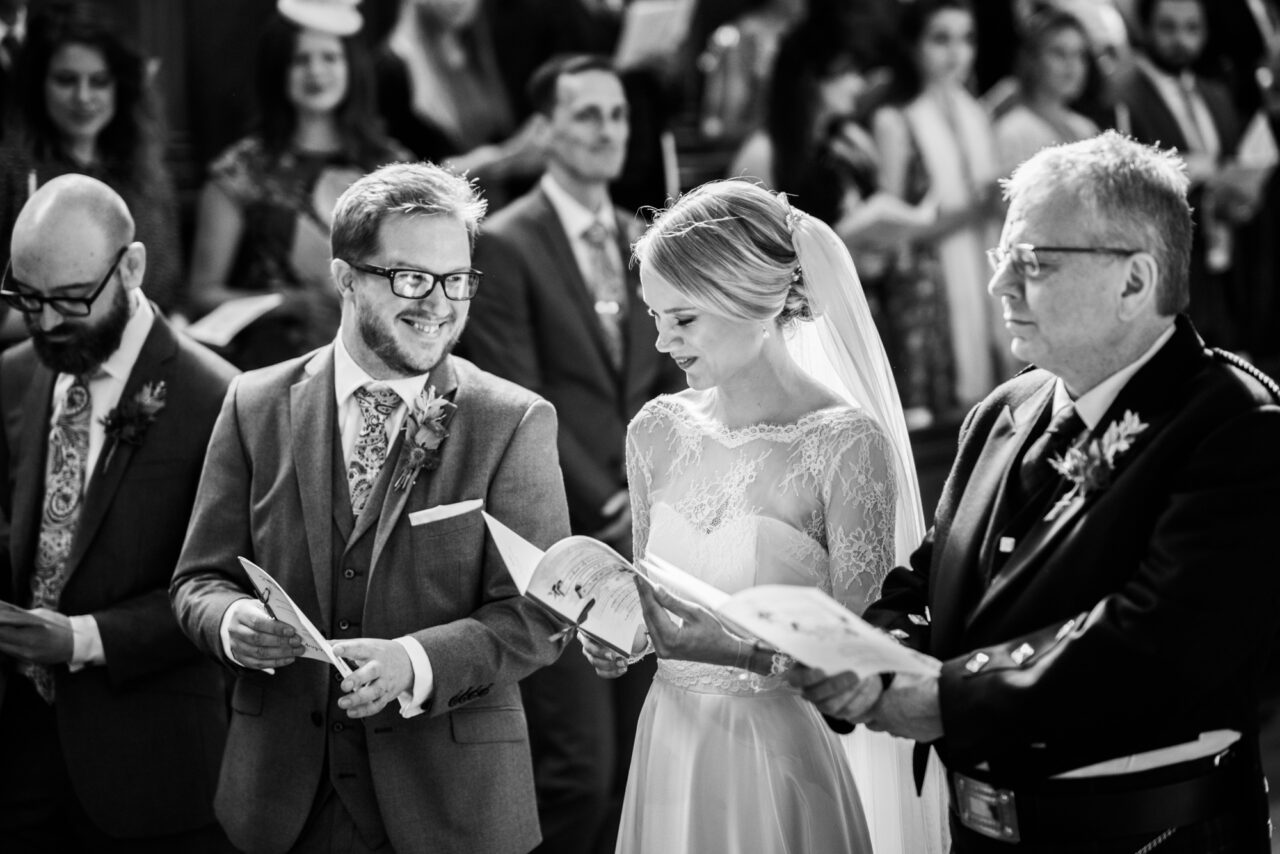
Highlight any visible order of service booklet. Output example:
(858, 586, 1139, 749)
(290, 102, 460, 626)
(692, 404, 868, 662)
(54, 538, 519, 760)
(482, 513, 940, 678)
(237, 556, 353, 680)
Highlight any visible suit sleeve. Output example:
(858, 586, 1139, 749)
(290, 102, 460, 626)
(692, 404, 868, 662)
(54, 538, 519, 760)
(408, 397, 571, 715)
(170, 375, 258, 665)
(937, 407, 1280, 771)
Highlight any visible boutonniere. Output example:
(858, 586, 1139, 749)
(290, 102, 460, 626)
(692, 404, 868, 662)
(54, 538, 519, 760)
(99, 381, 167, 469)
(1045, 410, 1148, 520)
(392, 385, 456, 492)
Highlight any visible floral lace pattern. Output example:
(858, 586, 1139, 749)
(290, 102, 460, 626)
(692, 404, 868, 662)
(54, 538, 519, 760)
(626, 396, 898, 693)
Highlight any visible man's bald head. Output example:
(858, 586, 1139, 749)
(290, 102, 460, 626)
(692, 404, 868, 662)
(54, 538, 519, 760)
(12, 174, 136, 268)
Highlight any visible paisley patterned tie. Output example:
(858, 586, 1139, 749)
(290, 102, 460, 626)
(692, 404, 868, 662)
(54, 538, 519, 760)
(21, 375, 93, 703)
(347, 385, 401, 516)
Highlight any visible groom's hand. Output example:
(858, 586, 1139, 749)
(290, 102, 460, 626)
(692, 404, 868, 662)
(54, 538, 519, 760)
(785, 666, 884, 722)
(333, 638, 413, 719)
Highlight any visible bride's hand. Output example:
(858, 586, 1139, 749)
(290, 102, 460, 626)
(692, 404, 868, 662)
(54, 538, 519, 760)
(636, 578, 744, 668)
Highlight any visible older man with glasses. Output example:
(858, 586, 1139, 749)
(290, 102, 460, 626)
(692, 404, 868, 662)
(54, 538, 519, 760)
(794, 131, 1280, 852)
(171, 160, 572, 854)
(0, 174, 237, 851)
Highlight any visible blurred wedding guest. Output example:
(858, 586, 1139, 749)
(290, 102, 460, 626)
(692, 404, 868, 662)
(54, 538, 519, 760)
(1113, 0, 1274, 350)
(0, 175, 236, 853)
(994, 6, 1101, 176)
(0, 0, 26, 140)
(730, 0, 881, 227)
(187, 0, 408, 370)
(0, 1, 181, 347)
(871, 0, 1006, 428)
(459, 55, 685, 854)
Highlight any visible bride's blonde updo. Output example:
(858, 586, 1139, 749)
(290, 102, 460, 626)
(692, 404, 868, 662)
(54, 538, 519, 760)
(633, 180, 811, 326)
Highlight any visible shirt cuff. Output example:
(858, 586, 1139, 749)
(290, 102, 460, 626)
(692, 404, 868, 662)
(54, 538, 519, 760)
(220, 598, 274, 674)
(394, 636, 432, 719)
(68, 614, 104, 671)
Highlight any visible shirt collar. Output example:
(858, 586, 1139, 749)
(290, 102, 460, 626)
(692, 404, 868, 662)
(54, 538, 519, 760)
(332, 332, 431, 409)
(540, 172, 616, 239)
(97, 290, 154, 381)
(1053, 324, 1176, 429)
(1136, 55, 1197, 92)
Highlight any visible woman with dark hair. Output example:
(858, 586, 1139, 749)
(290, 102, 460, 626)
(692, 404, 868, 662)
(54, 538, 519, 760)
(0, 1, 181, 326)
(871, 0, 1006, 428)
(188, 5, 407, 369)
(994, 5, 1100, 176)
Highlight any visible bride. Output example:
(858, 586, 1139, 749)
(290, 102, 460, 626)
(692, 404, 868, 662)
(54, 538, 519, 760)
(582, 180, 948, 853)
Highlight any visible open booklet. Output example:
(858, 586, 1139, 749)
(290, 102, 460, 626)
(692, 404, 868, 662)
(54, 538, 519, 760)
(483, 514, 940, 678)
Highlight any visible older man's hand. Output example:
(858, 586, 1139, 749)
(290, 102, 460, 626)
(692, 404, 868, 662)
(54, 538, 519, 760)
(785, 665, 885, 722)
(862, 673, 944, 742)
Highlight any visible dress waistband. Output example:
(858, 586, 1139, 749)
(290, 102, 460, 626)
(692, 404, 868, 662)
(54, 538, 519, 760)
(656, 659, 792, 696)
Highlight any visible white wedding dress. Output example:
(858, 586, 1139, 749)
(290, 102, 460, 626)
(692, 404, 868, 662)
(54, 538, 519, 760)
(615, 395, 895, 854)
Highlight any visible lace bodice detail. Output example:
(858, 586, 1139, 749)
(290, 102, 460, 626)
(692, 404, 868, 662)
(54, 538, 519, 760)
(627, 396, 898, 693)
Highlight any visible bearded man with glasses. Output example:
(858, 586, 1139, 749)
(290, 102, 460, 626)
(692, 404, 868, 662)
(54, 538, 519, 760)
(0, 174, 237, 850)
(795, 131, 1280, 852)
(172, 161, 571, 854)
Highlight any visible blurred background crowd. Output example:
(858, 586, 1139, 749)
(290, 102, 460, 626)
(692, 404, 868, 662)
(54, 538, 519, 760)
(0, 0, 1276, 436)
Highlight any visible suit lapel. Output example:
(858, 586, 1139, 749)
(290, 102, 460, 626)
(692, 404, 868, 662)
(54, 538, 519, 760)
(532, 190, 622, 379)
(367, 358, 460, 577)
(968, 319, 1206, 632)
(10, 365, 54, 595)
(291, 346, 340, 631)
(933, 383, 1051, 650)
(62, 315, 178, 580)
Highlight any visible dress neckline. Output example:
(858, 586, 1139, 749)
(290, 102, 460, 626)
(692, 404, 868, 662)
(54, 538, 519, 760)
(650, 395, 862, 442)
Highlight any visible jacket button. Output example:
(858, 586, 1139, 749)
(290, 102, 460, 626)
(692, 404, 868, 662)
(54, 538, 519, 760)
(310, 711, 323, 727)
(344, 568, 356, 579)
(338, 619, 350, 631)
(332, 722, 345, 733)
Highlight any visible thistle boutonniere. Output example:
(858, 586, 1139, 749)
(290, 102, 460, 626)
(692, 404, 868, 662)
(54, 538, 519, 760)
(99, 381, 167, 469)
(392, 385, 456, 491)
(1045, 410, 1147, 521)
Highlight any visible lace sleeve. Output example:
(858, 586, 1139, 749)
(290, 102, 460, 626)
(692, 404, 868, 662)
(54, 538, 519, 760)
(625, 408, 659, 561)
(823, 416, 898, 615)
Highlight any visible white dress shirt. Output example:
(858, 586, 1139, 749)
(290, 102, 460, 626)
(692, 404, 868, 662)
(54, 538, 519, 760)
(49, 290, 154, 670)
(1047, 323, 1240, 777)
(218, 333, 437, 718)
(540, 172, 623, 286)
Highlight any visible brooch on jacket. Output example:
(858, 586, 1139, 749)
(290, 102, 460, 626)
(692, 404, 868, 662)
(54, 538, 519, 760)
(100, 381, 167, 469)
(392, 385, 456, 492)
(1045, 410, 1147, 521)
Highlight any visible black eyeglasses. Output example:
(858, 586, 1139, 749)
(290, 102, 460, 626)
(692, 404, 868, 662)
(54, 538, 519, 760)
(986, 243, 1139, 279)
(346, 261, 483, 301)
(0, 246, 128, 317)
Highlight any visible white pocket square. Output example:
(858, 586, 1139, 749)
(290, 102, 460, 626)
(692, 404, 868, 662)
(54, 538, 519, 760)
(409, 499, 484, 526)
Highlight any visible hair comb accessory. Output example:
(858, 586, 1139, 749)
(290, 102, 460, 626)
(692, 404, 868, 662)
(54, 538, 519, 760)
(776, 190, 807, 235)
(278, 0, 362, 35)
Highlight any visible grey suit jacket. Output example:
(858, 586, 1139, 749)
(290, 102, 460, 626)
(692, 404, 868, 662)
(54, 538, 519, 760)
(171, 347, 570, 854)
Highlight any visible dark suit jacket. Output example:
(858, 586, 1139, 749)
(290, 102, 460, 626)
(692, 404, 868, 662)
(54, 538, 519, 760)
(1116, 66, 1243, 160)
(864, 317, 1280, 782)
(460, 186, 685, 541)
(170, 349, 570, 854)
(0, 311, 236, 838)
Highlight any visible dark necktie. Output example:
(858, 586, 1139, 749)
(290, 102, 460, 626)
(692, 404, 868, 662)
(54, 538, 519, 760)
(581, 219, 627, 370)
(347, 385, 400, 516)
(1018, 404, 1085, 500)
(22, 375, 93, 702)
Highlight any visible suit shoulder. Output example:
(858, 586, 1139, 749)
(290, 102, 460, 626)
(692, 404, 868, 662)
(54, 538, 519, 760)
(228, 350, 313, 402)
(453, 357, 547, 414)
(1202, 350, 1280, 409)
(477, 189, 544, 240)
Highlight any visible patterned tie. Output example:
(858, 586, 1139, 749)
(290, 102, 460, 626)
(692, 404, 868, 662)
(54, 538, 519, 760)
(347, 385, 401, 516)
(21, 375, 93, 703)
(581, 219, 627, 370)
(1018, 404, 1084, 500)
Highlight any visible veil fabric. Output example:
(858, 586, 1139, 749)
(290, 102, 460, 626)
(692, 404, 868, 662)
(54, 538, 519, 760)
(781, 199, 951, 854)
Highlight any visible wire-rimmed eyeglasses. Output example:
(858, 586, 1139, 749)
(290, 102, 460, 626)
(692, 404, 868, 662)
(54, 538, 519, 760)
(986, 243, 1139, 279)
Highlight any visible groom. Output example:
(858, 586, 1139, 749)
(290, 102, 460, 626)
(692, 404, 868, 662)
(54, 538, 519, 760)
(171, 162, 571, 854)
(798, 132, 1280, 851)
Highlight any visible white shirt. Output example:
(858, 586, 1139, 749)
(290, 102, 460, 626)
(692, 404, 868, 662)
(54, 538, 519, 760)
(1136, 56, 1221, 159)
(1047, 323, 1239, 777)
(540, 172, 623, 287)
(48, 290, 154, 670)
(218, 333, 437, 718)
